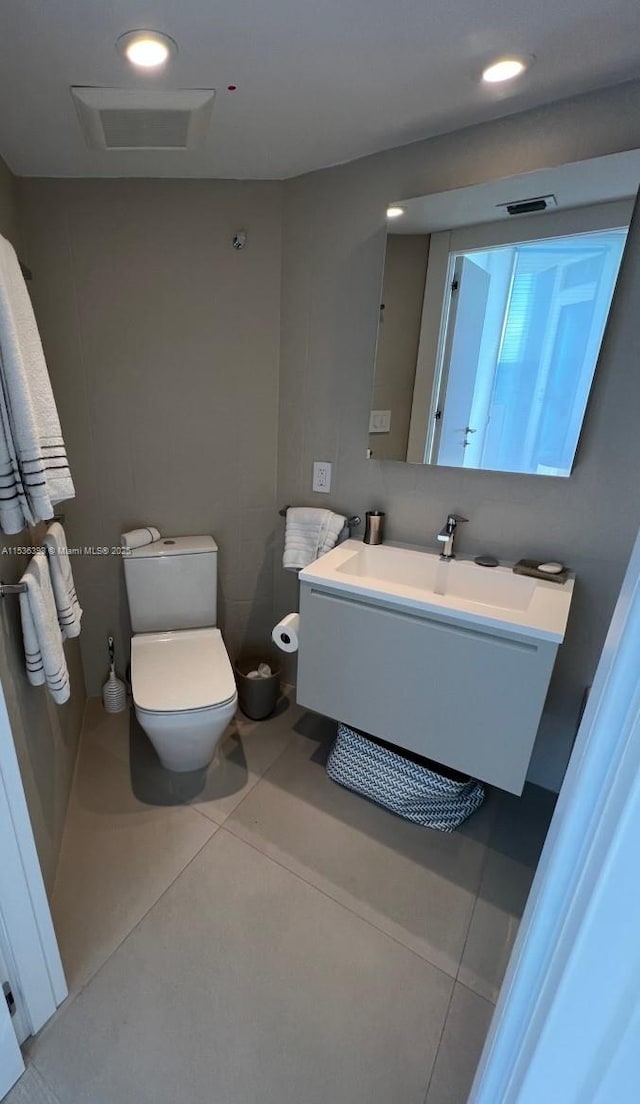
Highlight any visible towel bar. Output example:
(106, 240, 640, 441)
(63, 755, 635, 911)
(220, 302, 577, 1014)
(279, 506, 361, 528)
(0, 517, 66, 597)
(0, 582, 27, 596)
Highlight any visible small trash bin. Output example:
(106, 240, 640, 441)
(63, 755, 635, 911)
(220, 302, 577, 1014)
(234, 654, 281, 720)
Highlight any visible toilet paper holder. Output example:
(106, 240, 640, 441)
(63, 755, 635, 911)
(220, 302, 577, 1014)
(272, 611, 300, 653)
(278, 506, 361, 529)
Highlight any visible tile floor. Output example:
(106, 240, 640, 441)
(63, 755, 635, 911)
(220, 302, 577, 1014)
(9, 692, 555, 1104)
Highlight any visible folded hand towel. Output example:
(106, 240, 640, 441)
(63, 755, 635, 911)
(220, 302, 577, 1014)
(19, 552, 70, 704)
(43, 521, 82, 639)
(0, 235, 75, 535)
(283, 507, 347, 571)
(121, 526, 161, 550)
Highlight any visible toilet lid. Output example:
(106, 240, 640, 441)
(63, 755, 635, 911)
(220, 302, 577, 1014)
(131, 628, 236, 713)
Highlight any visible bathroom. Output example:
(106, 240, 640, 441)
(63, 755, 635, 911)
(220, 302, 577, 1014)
(1, 4, 640, 1101)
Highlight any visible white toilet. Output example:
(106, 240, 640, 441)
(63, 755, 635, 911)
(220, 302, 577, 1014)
(123, 535, 237, 772)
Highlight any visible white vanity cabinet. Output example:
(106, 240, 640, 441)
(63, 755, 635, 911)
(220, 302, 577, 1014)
(297, 579, 560, 795)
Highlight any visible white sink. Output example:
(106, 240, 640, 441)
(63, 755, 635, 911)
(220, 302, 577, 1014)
(299, 540, 574, 641)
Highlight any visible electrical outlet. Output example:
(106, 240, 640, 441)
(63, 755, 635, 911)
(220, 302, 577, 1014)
(369, 410, 392, 434)
(312, 461, 332, 493)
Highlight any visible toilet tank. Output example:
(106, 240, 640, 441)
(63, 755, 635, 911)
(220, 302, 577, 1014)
(123, 535, 218, 633)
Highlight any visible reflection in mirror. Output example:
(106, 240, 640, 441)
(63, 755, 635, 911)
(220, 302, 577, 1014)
(369, 151, 639, 474)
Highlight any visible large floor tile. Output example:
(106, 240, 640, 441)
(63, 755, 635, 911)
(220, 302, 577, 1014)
(191, 695, 302, 823)
(456, 852, 532, 1004)
(80, 696, 130, 765)
(84, 693, 300, 824)
(486, 785, 557, 868)
(425, 983, 494, 1104)
(33, 831, 452, 1104)
(3, 1065, 61, 1104)
(458, 785, 556, 1002)
(51, 734, 216, 993)
(226, 712, 496, 977)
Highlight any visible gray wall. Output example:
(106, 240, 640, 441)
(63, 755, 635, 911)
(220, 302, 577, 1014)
(18, 179, 283, 696)
(0, 157, 86, 893)
(12, 80, 640, 794)
(276, 80, 640, 790)
(369, 234, 428, 461)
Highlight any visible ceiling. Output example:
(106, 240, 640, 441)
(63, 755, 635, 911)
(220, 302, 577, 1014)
(391, 151, 640, 233)
(0, 0, 640, 180)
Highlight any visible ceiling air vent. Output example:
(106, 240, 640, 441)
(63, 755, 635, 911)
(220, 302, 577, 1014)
(71, 87, 215, 150)
(496, 194, 559, 217)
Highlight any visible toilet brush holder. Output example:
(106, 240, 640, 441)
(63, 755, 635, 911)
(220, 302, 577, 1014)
(102, 635, 127, 714)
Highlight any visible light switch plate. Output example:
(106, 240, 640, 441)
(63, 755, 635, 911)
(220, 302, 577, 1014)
(312, 461, 332, 493)
(369, 410, 392, 433)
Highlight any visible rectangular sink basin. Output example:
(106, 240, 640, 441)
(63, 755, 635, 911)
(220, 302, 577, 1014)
(299, 540, 574, 641)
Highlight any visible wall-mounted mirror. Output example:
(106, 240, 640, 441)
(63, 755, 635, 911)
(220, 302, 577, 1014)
(369, 151, 640, 474)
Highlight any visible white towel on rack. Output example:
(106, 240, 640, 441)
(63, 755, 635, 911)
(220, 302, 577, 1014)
(0, 234, 75, 535)
(121, 526, 161, 550)
(19, 552, 70, 704)
(43, 521, 82, 639)
(283, 507, 347, 571)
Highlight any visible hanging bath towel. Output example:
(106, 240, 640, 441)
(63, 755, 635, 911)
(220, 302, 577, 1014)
(283, 507, 346, 571)
(19, 552, 70, 704)
(43, 521, 82, 638)
(0, 234, 75, 534)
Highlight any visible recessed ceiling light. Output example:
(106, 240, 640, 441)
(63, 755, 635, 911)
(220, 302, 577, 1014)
(481, 56, 532, 83)
(117, 31, 177, 70)
(387, 206, 405, 219)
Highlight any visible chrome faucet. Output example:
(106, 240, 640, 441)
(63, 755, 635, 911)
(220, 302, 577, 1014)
(437, 514, 468, 560)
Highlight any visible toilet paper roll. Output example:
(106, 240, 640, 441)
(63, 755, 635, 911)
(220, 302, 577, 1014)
(272, 612, 300, 653)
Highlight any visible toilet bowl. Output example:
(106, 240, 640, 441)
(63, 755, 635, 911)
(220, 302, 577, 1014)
(131, 627, 237, 772)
